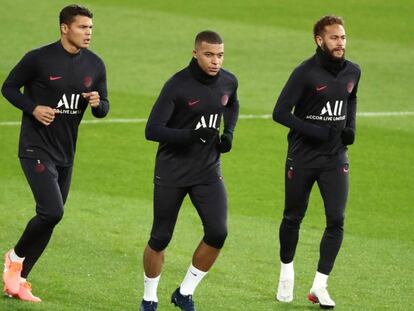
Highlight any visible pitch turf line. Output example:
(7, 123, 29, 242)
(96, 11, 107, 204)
(0, 111, 413, 126)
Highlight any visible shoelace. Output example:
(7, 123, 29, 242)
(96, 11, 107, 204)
(320, 290, 332, 301)
(142, 301, 157, 311)
(280, 279, 291, 288)
(21, 281, 32, 290)
(182, 295, 194, 308)
(9, 262, 23, 272)
(313, 287, 334, 304)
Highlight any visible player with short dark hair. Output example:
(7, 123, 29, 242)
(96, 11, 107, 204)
(194, 30, 223, 46)
(1, 4, 109, 302)
(59, 4, 93, 25)
(140, 30, 239, 311)
(273, 15, 361, 309)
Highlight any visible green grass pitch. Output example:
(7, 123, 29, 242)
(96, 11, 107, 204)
(0, 0, 413, 310)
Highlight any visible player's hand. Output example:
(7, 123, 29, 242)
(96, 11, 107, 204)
(82, 91, 100, 108)
(218, 133, 233, 153)
(341, 127, 355, 145)
(32, 105, 58, 126)
(308, 124, 330, 142)
(193, 127, 218, 145)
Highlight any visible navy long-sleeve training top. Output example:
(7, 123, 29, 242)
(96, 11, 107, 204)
(273, 47, 361, 168)
(2, 41, 109, 166)
(146, 58, 239, 187)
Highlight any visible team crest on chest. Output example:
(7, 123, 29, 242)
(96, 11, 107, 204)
(221, 94, 229, 106)
(83, 76, 93, 88)
(347, 81, 354, 93)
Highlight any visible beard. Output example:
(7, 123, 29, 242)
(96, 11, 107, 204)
(321, 42, 345, 61)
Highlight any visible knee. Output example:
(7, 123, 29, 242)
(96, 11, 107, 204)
(203, 227, 228, 249)
(281, 216, 303, 229)
(327, 214, 345, 229)
(149, 230, 173, 252)
(39, 209, 64, 227)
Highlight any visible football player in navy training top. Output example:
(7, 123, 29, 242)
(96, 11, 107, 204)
(2, 5, 109, 302)
(140, 30, 239, 311)
(273, 15, 361, 309)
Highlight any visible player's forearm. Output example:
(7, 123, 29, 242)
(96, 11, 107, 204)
(1, 83, 37, 114)
(274, 105, 331, 141)
(91, 99, 109, 118)
(145, 123, 193, 144)
(346, 97, 356, 131)
(223, 100, 239, 135)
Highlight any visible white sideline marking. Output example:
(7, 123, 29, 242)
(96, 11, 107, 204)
(357, 111, 414, 117)
(0, 112, 413, 126)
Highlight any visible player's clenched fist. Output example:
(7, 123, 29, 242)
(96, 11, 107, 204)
(82, 91, 100, 108)
(33, 105, 59, 126)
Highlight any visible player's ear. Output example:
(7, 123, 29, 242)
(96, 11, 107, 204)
(192, 49, 197, 58)
(60, 23, 68, 34)
(315, 35, 323, 47)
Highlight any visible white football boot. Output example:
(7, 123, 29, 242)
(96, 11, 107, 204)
(276, 278, 294, 302)
(308, 286, 335, 309)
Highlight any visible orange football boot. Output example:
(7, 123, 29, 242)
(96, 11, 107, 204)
(3, 250, 22, 295)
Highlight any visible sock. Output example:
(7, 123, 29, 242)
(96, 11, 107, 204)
(143, 274, 160, 302)
(180, 264, 207, 296)
(9, 249, 25, 263)
(280, 261, 294, 280)
(312, 271, 329, 289)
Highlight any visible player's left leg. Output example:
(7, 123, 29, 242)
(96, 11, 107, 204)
(19, 164, 73, 280)
(171, 180, 227, 311)
(308, 163, 349, 309)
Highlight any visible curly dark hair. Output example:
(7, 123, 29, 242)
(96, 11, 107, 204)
(313, 15, 344, 38)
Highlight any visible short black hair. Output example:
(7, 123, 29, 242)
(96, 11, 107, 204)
(313, 15, 344, 38)
(59, 4, 93, 25)
(195, 30, 223, 47)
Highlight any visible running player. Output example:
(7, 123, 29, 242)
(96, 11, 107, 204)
(140, 30, 239, 311)
(2, 4, 109, 302)
(273, 15, 361, 309)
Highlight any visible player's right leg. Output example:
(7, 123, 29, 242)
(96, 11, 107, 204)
(3, 159, 66, 302)
(307, 272, 335, 309)
(169, 180, 228, 311)
(277, 165, 315, 302)
(140, 185, 187, 310)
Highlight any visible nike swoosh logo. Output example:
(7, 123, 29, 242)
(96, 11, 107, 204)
(316, 85, 327, 91)
(200, 138, 206, 143)
(190, 272, 198, 277)
(49, 76, 62, 81)
(188, 99, 201, 106)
